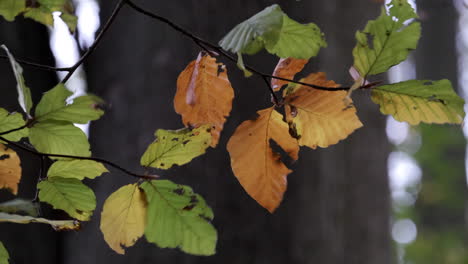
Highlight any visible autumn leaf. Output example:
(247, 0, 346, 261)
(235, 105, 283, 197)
(140, 126, 211, 170)
(38, 177, 96, 221)
(271, 58, 308, 91)
(0, 144, 21, 195)
(227, 107, 299, 212)
(141, 180, 217, 256)
(48, 160, 108, 180)
(100, 184, 147, 254)
(0, 212, 79, 231)
(174, 52, 234, 147)
(284, 73, 363, 149)
(371, 79, 465, 125)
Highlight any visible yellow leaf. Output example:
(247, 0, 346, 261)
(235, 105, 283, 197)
(0, 144, 21, 195)
(227, 107, 299, 212)
(284, 73, 363, 149)
(271, 57, 308, 91)
(100, 184, 147, 254)
(175, 52, 234, 147)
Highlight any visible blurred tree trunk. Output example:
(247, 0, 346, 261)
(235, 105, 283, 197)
(64, 0, 391, 263)
(0, 18, 59, 264)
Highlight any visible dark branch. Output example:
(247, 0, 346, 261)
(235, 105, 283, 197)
(0, 135, 159, 180)
(124, 0, 374, 93)
(61, 0, 126, 83)
(0, 124, 29, 136)
(0, 55, 71, 72)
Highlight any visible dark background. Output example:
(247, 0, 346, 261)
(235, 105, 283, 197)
(0, 0, 464, 263)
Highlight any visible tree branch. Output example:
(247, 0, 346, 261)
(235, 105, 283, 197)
(124, 0, 376, 93)
(0, 55, 71, 72)
(60, 0, 126, 83)
(0, 135, 158, 180)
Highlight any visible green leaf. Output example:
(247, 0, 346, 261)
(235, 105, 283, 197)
(0, 241, 9, 264)
(23, 6, 54, 27)
(0, 199, 38, 216)
(352, 0, 421, 76)
(36, 84, 104, 124)
(48, 160, 108, 180)
(60, 12, 77, 32)
(141, 180, 217, 256)
(219, 4, 326, 60)
(372, 79, 465, 125)
(0, 212, 79, 230)
(0, 0, 25, 21)
(38, 0, 66, 9)
(1, 45, 33, 117)
(0, 108, 28, 142)
(38, 177, 96, 221)
(265, 15, 326, 59)
(219, 4, 283, 54)
(29, 121, 91, 157)
(140, 126, 211, 170)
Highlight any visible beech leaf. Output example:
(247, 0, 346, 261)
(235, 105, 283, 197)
(35, 84, 104, 124)
(352, 0, 420, 76)
(0, 241, 9, 264)
(271, 58, 308, 91)
(140, 126, 211, 170)
(0, 212, 79, 231)
(1, 45, 33, 117)
(0, 108, 28, 142)
(48, 160, 108, 180)
(0, 0, 25, 21)
(100, 184, 147, 254)
(174, 53, 234, 146)
(0, 199, 38, 216)
(227, 107, 299, 212)
(371, 79, 465, 125)
(0, 144, 21, 195)
(29, 121, 91, 158)
(38, 177, 96, 221)
(141, 180, 217, 256)
(284, 73, 363, 149)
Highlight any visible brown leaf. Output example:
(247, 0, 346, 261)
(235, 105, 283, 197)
(271, 58, 308, 91)
(174, 52, 234, 147)
(227, 107, 299, 212)
(285, 73, 363, 149)
(0, 144, 21, 195)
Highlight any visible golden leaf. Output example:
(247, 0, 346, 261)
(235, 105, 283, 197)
(285, 73, 363, 149)
(271, 57, 308, 91)
(227, 107, 299, 212)
(100, 184, 147, 254)
(0, 144, 21, 195)
(174, 52, 234, 147)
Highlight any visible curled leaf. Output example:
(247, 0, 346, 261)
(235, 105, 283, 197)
(271, 58, 308, 91)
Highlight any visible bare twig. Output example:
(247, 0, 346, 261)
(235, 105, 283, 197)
(0, 135, 159, 180)
(60, 0, 126, 83)
(0, 55, 71, 72)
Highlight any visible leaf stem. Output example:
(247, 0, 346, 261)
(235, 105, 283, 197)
(0, 135, 159, 180)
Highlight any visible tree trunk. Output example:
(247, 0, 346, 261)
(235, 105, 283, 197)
(64, 1, 391, 263)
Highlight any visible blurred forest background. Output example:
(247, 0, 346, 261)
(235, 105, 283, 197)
(0, 0, 467, 263)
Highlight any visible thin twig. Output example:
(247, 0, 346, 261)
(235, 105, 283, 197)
(261, 76, 280, 106)
(61, 0, 126, 83)
(125, 0, 376, 93)
(0, 55, 71, 72)
(0, 135, 159, 180)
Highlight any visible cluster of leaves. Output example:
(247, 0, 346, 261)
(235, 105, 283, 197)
(0, 0, 77, 32)
(0, 0, 466, 261)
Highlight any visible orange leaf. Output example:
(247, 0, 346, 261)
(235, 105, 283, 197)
(284, 73, 363, 149)
(271, 58, 308, 91)
(227, 107, 299, 212)
(0, 144, 21, 195)
(174, 52, 234, 147)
